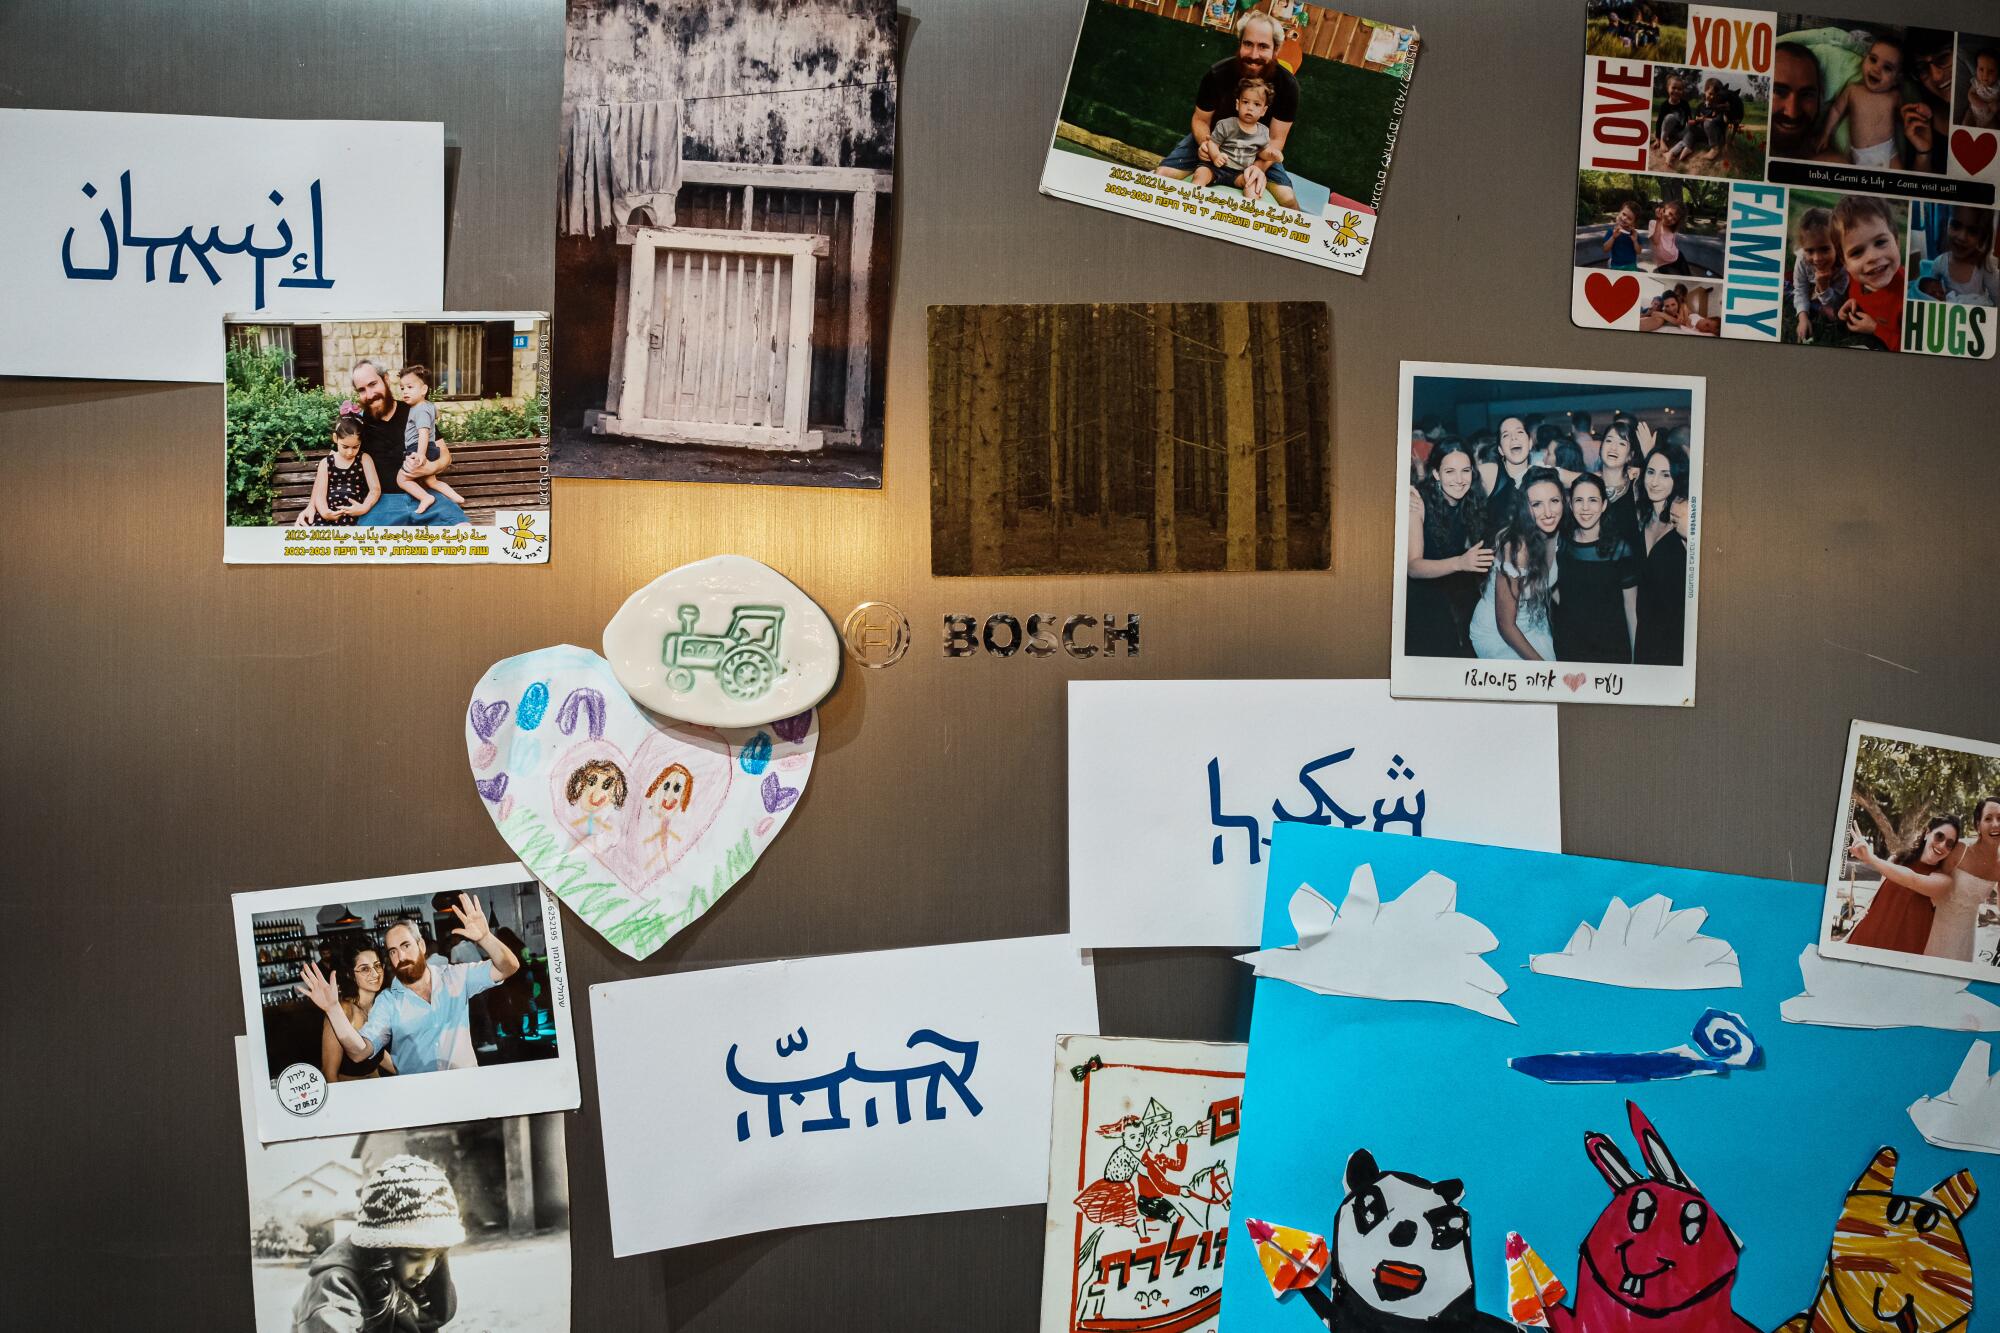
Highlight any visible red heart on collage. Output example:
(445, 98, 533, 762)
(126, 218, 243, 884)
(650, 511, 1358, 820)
(1951, 129, 1997, 176)
(1584, 272, 1639, 323)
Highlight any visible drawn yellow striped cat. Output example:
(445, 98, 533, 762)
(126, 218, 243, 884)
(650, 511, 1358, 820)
(1778, 1147, 1977, 1333)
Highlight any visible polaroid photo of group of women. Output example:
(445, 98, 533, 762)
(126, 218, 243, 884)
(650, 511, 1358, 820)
(1391, 361, 1704, 709)
(1573, 5, 1999, 359)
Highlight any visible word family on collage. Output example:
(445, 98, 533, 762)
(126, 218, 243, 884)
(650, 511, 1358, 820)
(3, 0, 1996, 1330)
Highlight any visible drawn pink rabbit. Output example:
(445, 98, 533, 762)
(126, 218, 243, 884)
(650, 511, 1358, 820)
(1548, 1101, 1758, 1333)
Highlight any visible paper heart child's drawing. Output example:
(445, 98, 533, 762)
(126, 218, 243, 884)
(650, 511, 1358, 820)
(467, 645, 816, 960)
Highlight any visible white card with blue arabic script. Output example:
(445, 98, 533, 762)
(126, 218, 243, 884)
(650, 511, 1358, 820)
(591, 934, 1099, 1255)
(1067, 680, 1560, 948)
(0, 109, 442, 381)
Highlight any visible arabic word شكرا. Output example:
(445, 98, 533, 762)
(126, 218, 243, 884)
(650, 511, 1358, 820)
(1208, 749, 1427, 866)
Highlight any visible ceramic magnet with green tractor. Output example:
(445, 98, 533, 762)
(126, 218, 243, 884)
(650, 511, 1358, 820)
(605, 554, 840, 729)
(662, 603, 785, 702)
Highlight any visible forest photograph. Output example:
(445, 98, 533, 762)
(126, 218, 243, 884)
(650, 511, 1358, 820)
(928, 302, 1332, 576)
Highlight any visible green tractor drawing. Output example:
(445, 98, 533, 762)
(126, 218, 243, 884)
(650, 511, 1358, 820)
(662, 603, 785, 701)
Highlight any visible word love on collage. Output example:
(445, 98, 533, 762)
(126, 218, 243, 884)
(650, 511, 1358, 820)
(1576, 4, 2000, 358)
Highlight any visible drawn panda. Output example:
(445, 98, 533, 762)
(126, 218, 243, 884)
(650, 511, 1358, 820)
(1300, 1149, 1513, 1333)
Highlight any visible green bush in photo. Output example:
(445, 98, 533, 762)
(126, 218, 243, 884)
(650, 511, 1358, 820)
(439, 393, 546, 443)
(1575, 170, 1727, 232)
(224, 343, 341, 527)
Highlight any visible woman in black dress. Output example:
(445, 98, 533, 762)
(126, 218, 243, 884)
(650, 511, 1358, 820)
(1403, 438, 1491, 657)
(1477, 416, 1534, 544)
(1633, 440, 1690, 666)
(1553, 473, 1639, 663)
(1595, 421, 1642, 550)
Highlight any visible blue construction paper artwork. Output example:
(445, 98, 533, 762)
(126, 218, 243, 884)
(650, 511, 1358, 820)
(1508, 1008, 1763, 1085)
(1220, 825, 1997, 1333)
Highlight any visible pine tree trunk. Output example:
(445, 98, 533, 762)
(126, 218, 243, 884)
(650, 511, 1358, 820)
(956, 308, 973, 533)
(1221, 302, 1256, 570)
(970, 307, 1006, 572)
(1069, 310, 1083, 527)
(1309, 311, 1329, 541)
(1259, 303, 1289, 571)
(1207, 305, 1225, 532)
(1049, 308, 1065, 559)
(928, 309, 955, 572)
(1001, 307, 1020, 530)
(1128, 320, 1144, 516)
(1152, 304, 1177, 572)
(1196, 310, 1212, 525)
(1094, 306, 1111, 523)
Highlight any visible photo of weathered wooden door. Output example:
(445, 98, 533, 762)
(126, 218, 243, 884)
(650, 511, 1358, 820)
(606, 226, 827, 452)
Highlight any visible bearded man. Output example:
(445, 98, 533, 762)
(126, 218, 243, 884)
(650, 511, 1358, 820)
(300, 893, 519, 1074)
(1151, 11, 1302, 209)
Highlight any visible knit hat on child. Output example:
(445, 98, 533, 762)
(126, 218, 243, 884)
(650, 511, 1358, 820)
(349, 1155, 466, 1250)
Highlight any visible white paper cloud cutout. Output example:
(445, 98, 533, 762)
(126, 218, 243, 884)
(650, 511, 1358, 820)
(1236, 864, 1516, 1024)
(1909, 1040, 2000, 1155)
(1528, 893, 1740, 990)
(1781, 946, 2000, 1032)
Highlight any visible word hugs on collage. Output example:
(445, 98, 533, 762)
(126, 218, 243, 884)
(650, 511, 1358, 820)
(1574, 4, 2000, 359)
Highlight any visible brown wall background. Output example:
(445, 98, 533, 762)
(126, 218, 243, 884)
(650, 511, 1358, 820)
(5, 0, 1999, 1327)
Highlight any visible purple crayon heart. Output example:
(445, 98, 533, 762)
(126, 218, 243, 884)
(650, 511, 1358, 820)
(468, 698, 510, 742)
(760, 770, 800, 814)
(475, 773, 509, 803)
(772, 710, 813, 744)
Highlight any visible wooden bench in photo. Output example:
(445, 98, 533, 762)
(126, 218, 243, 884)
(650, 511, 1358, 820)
(270, 438, 551, 527)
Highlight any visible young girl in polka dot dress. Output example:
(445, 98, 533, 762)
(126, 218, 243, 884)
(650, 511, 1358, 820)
(297, 415, 382, 526)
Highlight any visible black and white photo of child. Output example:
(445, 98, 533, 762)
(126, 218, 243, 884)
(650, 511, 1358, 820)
(237, 1039, 571, 1333)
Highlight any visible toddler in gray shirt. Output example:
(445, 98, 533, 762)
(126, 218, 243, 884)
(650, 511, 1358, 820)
(397, 364, 468, 515)
(1191, 77, 1277, 197)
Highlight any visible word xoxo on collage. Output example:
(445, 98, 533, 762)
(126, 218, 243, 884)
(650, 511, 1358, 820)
(1576, 4, 2000, 358)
